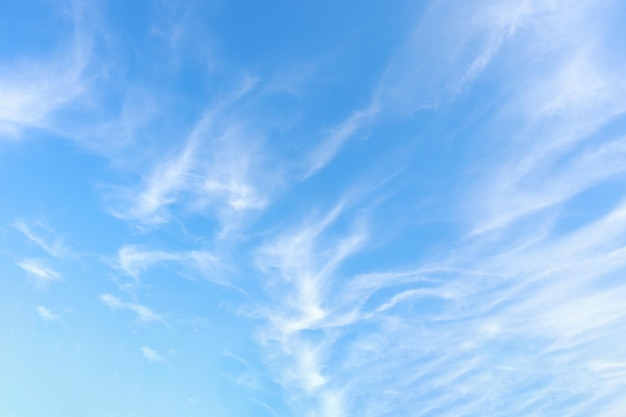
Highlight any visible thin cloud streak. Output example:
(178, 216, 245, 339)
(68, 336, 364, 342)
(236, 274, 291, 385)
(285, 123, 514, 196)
(373, 0, 537, 114)
(465, 1, 626, 235)
(303, 103, 379, 179)
(17, 259, 61, 285)
(116, 245, 223, 285)
(300, 0, 552, 182)
(100, 293, 161, 324)
(14, 220, 74, 259)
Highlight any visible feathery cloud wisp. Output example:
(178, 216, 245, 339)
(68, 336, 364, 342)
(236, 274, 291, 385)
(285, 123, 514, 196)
(17, 259, 61, 285)
(0, 1, 92, 139)
(116, 245, 221, 283)
(303, 103, 379, 179)
(14, 220, 74, 259)
(100, 293, 161, 323)
(36, 305, 60, 321)
(109, 96, 274, 231)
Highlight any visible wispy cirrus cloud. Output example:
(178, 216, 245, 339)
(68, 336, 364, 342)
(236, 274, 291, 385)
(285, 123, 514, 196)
(465, 1, 626, 235)
(251, 195, 626, 416)
(17, 259, 61, 286)
(100, 293, 161, 324)
(374, 0, 560, 115)
(0, 55, 86, 139)
(0, 0, 93, 140)
(14, 220, 74, 259)
(253, 201, 369, 414)
(472, 134, 626, 235)
(299, 0, 554, 181)
(303, 103, 379, 179)
(241, 2, 626, 415)
(116, 245, 222, 285)
(107, 82, 278, 233)
(3, 1, 625, 415)
(36, 305, 61, 322)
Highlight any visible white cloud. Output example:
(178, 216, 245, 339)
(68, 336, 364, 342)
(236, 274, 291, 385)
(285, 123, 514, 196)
(141, 346, 165, 362)
(36, 305, 60, 321)
(116, 245, 221, 283)
(100, 293, 161, 323)
(463, 0, 626, 235)
(0, 1, 92, 140)
(2, 1, 622, 415)
(121, 129, 199, 225)
(17, 259, 61, 285)
(253, 201, 370, 414)
(374, 0, 532, 115)
(109, 88, 276, 231)
(14, 220, 74, 258)
(300, 0, 561, 181)
(472, 135, 626, 235)
(246, 3, 626, 408)
(303, 103, 379, 178)
(0, 59, 85, 139)
(339, 194, 626, 415)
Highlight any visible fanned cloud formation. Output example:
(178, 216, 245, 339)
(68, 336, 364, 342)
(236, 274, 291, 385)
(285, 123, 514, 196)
(1, 0, 626, 416)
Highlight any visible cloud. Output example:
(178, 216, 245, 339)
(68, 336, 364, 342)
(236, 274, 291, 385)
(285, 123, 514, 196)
(116, 245, 222, 283)
(100, 293, 161, 323)
(245, 3, 626, 410)
(118, 130, 199, 226)
(141, 346, 165, 362)
(303, 103, 379, 178)
(253, 201, 370, 414)
(299, 0, 558, 180)
(14, 220, 74, 259)
(36, 306, 60, 321)
(108, 84, 276, 232)
(472, 134, 626, 235)
(293, 191, 626, 415)
(0, 57, 85, 139)
(373, 0, 586, 116)
(17, 259, 61, 285)
(2, 1, 624, 416)
(464, 1, 626, 235)
(0, 0, 92, 139)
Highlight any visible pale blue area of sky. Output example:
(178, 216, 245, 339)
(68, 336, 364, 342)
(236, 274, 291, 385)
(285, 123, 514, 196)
(2, 1, 626, 416)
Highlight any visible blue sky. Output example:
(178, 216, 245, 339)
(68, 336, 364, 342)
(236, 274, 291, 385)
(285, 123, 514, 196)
(2, 0, 626, 416)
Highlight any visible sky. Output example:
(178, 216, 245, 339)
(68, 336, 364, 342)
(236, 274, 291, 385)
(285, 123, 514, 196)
(2, 0, 626, 416)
